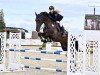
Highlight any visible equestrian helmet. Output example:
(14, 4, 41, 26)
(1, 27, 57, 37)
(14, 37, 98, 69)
(49, 6, 54, 10)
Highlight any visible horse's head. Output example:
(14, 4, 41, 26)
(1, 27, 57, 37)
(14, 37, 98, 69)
(35, 12, 49, 32)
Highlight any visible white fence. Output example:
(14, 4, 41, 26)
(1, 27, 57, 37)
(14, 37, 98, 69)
(0, 31, 100, 75)
(67, 30, 100, 75)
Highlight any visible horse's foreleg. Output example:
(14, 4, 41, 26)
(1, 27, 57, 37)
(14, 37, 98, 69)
(38, 32, 47, 43)
(39, 35, 44, 42)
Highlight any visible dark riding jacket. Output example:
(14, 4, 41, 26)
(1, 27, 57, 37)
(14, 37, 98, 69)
(49, 11, 63, 22)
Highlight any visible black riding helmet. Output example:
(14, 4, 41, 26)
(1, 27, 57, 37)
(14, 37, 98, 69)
(49, 6, 54, 10)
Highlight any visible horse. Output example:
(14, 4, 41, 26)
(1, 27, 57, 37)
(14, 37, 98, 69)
(35, 12, 68, 51)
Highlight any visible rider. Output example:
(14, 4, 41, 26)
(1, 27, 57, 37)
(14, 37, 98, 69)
(48, 6, 66, 36)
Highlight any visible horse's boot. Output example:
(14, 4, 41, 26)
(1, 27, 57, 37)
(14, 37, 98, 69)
(39, 42, 46, 50)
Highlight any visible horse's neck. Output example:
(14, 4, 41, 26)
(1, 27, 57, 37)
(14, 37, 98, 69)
(44, 17, 58, 32)
(53, 22, 59, 30)
(44, 21, 55, 28)
(44, 19, 52, 28)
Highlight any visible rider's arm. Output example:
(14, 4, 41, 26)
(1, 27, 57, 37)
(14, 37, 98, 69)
(57, 14, 63, 21)
(54, 11, 63, 22)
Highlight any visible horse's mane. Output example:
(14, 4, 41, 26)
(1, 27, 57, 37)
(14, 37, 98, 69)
(40, 12, 49, 17)
(40, 12, 56, 22)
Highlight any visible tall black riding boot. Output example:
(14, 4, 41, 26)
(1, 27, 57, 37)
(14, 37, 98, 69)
(56, 23, 61, 32)
(61, 26, 66, 37)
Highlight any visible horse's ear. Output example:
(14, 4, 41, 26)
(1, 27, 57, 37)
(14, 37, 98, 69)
(35, 12, 38, 16)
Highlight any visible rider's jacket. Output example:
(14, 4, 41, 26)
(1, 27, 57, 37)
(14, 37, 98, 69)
(49, 11, 63, 22)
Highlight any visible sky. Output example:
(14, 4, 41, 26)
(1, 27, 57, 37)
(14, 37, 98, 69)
(0, 0, 100, 32)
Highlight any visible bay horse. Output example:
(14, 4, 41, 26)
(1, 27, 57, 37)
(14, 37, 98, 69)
(35, 12, 68, 51)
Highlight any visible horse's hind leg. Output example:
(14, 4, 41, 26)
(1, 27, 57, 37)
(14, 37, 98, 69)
(61, 43, 67, 56)
(61, 43, 67, 51)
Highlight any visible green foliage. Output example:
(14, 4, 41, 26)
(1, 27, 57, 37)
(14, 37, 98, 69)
(0, 21, 5, 32)
(0, 10, 6, 32)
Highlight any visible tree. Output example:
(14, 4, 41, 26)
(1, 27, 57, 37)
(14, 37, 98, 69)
(0, 9, 6, 32)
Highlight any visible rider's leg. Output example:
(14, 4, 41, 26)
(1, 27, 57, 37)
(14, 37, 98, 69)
(61, 26, 66, 37)
(56, 21, 66, 37)
(56, 21, 61, 31)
